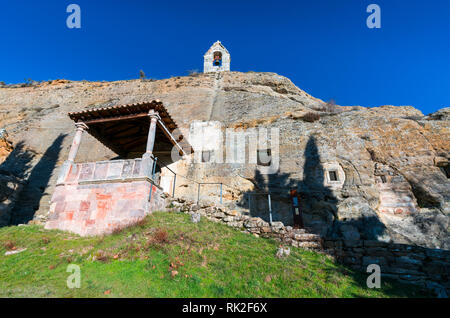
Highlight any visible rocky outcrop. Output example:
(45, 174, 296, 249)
(0, 129, 12, 164)
(0, 72, 448, 250)
(0, 131, 23, 226)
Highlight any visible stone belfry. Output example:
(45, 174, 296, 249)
(203, 41, 230, 73)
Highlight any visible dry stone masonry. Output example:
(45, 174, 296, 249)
(324, 239, 450, 296)
(168, 197, 449, 296)
(167, 197, 323, 250)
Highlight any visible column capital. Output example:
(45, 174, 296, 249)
(75, 122, 88, 131)
(148, 110, 160, 121)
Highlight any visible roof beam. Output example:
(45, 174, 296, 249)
(85, 112, 149, 125)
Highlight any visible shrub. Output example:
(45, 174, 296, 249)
(315, 99, 339, 113)
(41, 237, 50, 245)
(153, 228, 169, 244)
(95, 250, 109, 263)
(139, 70, 146, 80)
(187, 69, 200, 76)
(302, 112, 320, 122)
(3, 240, 16, 251)
(136, 218, 148, 228)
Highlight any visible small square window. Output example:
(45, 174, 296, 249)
(328, 170, 338, 181)
(257, 149, 271, 166)
(202, 150, 213, 163)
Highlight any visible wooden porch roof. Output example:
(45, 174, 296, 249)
(68, 100, 190, 158)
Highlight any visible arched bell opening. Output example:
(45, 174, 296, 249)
(213, 51, 222, 66)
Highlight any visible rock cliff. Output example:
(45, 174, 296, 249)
(0, 72, 448, 249)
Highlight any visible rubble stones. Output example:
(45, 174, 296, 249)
(167, 197, 323, 251)
(276, 246, 291, 258)
(191, 212, 201, 223)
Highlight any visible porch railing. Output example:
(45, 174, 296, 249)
(58, 157, 159, 185)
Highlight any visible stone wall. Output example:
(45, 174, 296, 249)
(324, 239, 450, 296)
(168, 197, 323, 250)
(45, 180, 165, 236)
(169, 197, 449, 296)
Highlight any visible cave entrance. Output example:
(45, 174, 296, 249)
(440, 163, 450, 178)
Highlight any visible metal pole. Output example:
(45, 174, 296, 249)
(172, 174, 177, 197)
(220, 183, 223, 204)
(197, 183, 201, 205)
(268, 193, 273, 225)
(152, 157, 158, 180)
(149, 184, 153, 203)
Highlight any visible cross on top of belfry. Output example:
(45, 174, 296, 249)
(203, 41, 230, 73)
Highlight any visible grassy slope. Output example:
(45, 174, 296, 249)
(0, 211, 430, 298)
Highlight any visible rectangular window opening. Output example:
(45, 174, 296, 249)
(257, 149, 272, 166)
(202, 150, 213, 163)
(328, 170, 338, 182)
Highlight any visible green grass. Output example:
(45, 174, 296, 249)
(0, 211, 431, 298)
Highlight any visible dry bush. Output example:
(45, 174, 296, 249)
(302, 112, 320, 122)
(111, 226, 124, 235)
(324, 100, 337, 112)
(187, 69, 200, 76)
(95, 250, 110, 263)
(41, 237, 50, 245)
(3, 240, 16, 251)
(137, 218, 149, 228)
(315, 99, 339, 113)
(111, 217, 148, 235)
(153, 228, 169, 244)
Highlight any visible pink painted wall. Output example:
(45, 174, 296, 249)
(45, 180, 165, 236)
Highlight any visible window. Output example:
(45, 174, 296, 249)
(257, 149, 271, 166)
(213, 51, 222, 66)
(328, 170, 338, 182)
(380, 175, 387, 183)
(202, 150, 213, 163)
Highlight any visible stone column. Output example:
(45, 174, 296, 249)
(67, 122, 88, 162)
(145, 110, 160, 157)
(56, 122, 87, 185)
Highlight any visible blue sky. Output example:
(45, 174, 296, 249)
(0, 0, 449, 114)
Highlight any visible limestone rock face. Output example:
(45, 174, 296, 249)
(0, 72, 448, 249)
(0, 133, 22, 226)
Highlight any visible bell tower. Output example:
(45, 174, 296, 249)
(204, 41, 230, 73)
